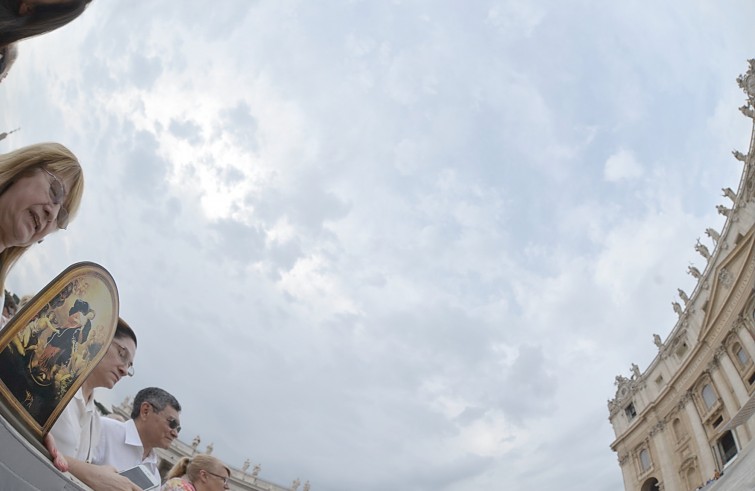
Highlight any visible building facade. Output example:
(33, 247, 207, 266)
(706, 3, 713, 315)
(608, 60, 755, 491)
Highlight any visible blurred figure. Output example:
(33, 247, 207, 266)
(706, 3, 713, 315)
(0, 0, 92, 48)
(1, 288, 16, 322)
(0, 42, 16, 82)
(163, 454, 231, 491)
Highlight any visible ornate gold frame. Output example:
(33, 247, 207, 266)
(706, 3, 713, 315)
(0, 262, 119, 439)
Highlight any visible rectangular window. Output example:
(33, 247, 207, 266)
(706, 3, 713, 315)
(736, 347, 749, 366)
(639, 448, 651, 472)
(625, 403, 637, 420)
(702, 384, 717, 410)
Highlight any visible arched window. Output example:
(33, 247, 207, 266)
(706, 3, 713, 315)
(702, 384, 717, 410)
(639, 448, 651, 472)
(673, 418, 684, 442)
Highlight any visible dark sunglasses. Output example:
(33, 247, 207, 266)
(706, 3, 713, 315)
(148, 403, 182, 433)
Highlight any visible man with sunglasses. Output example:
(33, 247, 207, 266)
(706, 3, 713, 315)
(93, 386, 182, 484)
(46, 317, 141, 491)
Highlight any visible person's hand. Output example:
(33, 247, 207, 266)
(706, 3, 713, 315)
(82, 465, 141, 491)
(67, 460, 141, 491)
(42, 433, 68, 472)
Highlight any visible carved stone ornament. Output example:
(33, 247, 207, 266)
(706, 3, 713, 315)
(705, 227, 721, 244)
(618, 452, 629, 466)
(740, 104, 755, 119)
(653, 333, 663, 348)
(733, 150, 748, 162)
(734, 314, 748, 332)
(695, 239, 711, 260)
(688, 265, 702, 279)
(672, 301, 684, 316)
(678, 288, 690, 305)
(717, 204, 731, 218)
(631, 363, 641, 379)
(722, 187, 738, 202)
(714, 344, 727, 360)
(676, 390, 693, 411)
(649, 419, 666, 437)
(608, 374, 641, 415)
(736, 59, 755, 99)
(718, 268, 733, 289)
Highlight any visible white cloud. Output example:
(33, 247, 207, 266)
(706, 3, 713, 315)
(604, 148, 644, 182)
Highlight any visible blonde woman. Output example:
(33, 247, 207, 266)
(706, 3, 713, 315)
(0, 142, 84, 297)
(163, 454, 231, 491)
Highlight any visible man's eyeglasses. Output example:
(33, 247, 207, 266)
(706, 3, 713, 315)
(204, 470, 229, 486)
(111, 340, 134, 377)
(41, 168, 69, 229)
(149, 402, 181, 433)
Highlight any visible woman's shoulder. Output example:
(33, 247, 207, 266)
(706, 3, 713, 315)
(161, 477, 195, 491)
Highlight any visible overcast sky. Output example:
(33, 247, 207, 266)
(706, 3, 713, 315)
(1, 1, 754, 490)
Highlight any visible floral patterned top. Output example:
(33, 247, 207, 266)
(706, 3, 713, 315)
(161, 478, 196, 491)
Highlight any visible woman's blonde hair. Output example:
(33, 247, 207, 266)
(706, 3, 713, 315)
(166, 454, 230, 482)
(0, 142, 84, 291)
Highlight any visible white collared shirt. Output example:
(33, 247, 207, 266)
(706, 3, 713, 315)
(49, 388, 100, 461)
(93, 418, 159, 483)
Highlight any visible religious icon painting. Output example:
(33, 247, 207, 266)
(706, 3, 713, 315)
(0, 262, 119, 439)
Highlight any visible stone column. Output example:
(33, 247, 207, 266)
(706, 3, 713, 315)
(737, 323, 755, 361)
(683, 396, 717, 477)
(719, 351, 755, 441)
(710, 365, 748, 445)
(719, 352, 750, 406)
(651, 421, 681, 490)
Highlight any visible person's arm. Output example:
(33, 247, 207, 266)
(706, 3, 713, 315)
(66, 459, 141, 491)
(43, 432, 69, 472)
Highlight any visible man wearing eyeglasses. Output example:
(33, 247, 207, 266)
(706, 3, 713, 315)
(93, 386, 182, 484)
(46, 317, 141, 491)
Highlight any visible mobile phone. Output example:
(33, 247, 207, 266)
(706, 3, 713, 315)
(119, 465, 159, 490)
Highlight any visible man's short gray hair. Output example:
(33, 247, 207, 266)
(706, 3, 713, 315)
(131, 387, 181, 419)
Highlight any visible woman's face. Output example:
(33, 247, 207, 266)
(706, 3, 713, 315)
(0, 168, 67, 248)
(202, 467, 230, 491)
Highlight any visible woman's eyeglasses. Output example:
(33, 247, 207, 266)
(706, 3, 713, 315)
(41, 168, 69, 229)
(205, 470, 229, 486)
